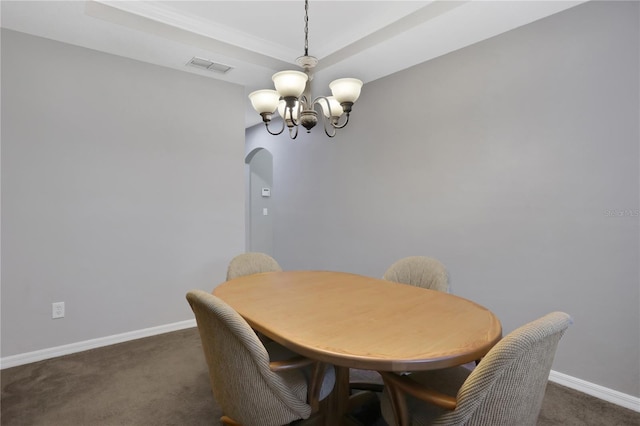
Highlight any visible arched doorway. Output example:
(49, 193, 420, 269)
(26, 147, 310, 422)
(245, 148, 274, 254)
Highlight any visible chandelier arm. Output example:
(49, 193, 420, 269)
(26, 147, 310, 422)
(311, 96, 330, 111)
(312, 96, 350, 130)
(331, 112, 350, 129)
(284, 95, 309, 127)
(288, 125, 299, 139)
(311, 97, 336, 137)
(287, 105, 299, 127)
(321, 115, 337, 138)
(294, 96, 306, 125)
(264, 118, 286, 136)
(299, 96, 310, 110)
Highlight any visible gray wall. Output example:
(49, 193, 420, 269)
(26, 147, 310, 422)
(246, 1, 639, 397)
(1, 29, 245, 356)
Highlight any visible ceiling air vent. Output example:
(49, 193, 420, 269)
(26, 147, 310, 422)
(186, 57, 233, 74)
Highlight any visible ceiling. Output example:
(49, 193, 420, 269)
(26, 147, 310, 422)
(1, 0, 587, 128)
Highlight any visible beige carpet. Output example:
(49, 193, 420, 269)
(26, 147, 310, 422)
(2, 328, 639, 425)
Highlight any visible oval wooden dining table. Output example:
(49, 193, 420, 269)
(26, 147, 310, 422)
(213, 270, 502, 425)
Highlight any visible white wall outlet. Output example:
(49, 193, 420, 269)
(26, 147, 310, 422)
(52, 302, 65, 319)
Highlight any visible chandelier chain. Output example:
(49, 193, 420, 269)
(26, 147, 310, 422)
(304, 0, 309, 56)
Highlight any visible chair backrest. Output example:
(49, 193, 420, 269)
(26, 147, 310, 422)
(383, 256, 449, 292)
(186, 290, 311, 426)
(436, 311, 572, 426)
(226, 252, 283, 280)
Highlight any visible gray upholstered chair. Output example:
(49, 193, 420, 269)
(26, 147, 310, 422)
(349, 256, 451, 396)
(226, 252, 282, 281)
(225, 252, 283, 346)
(379, 311, 572, 426)
(186, 290, 334, 426)
(383, 256, 449, 292)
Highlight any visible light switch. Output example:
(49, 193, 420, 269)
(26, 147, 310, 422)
(263, 208, 268, 216)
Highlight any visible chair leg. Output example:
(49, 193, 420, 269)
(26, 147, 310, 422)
(221, 415, 242, 426)
(380, 373, 410, 426)
(307, 362, 327, 412)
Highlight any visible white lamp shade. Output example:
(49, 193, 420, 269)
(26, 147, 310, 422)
(248, 89, 280, 114)
(320, 96, 344, 118)
(329, 78, 363, 104)
(272, 70, 308, 98)
(278, 100, 299, 121)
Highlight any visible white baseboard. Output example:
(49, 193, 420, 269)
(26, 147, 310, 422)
(1, 324, 638, 414)
(0, 319, 196, 370)
(549, 370, 640, 412)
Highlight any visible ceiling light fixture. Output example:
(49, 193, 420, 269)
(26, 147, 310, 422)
(248, 0, 363, 139)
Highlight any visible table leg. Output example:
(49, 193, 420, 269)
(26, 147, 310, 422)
(322, 365, 350, 426)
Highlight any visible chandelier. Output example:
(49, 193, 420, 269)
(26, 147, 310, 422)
(248, 0, 363, 139)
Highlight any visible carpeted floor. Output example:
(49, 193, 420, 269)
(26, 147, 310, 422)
(1, 328, 639, 425)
